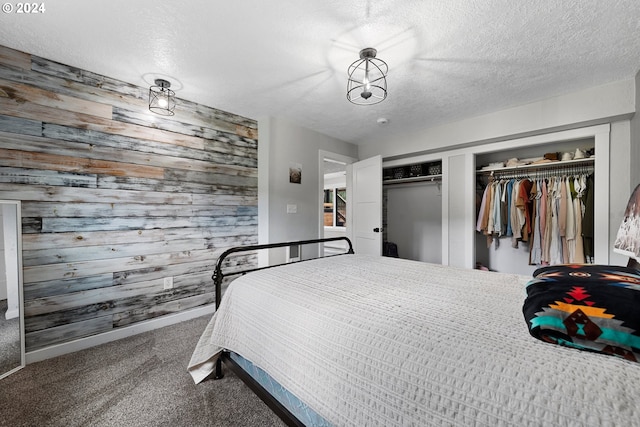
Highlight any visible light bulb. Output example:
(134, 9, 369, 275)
(361, 75, 372, 99)
(157, 97, 168, 108)
(361, 60, 372, 99)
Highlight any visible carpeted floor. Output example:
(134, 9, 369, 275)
(0, 315, 286, 427)
(0, 299, 20, 376)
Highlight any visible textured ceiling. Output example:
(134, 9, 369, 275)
(1, 0, 639, 147)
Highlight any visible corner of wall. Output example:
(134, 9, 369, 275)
(257, 117, 272, 267)
(631, 70, 640, 188)
(258, 117, 357, 265)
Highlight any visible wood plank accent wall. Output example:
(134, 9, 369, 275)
(0, 45, 258, 352)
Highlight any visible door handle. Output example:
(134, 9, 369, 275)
(373, 227, 382, 233)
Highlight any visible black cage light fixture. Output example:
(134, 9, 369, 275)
(347, 48, 388, 105)
(149, 78, 176, 116)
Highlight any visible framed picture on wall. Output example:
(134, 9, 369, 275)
(289, 163, 302, 184)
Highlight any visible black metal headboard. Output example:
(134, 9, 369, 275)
(212, 236, 354, 310)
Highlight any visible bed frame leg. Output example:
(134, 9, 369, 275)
(214, 357, 224, 379)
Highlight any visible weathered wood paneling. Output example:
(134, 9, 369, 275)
(0, 183, 193, 205)
(0, 167, 97, 188)
(30, 55, 257, 132)
(25, 316, 114, 350)
(0, 45, 30, 70)
(23, 234, 256, 267)
(113, 292, 216, 328)
(96, 175, 259, 195)
(0, 45, 258, 352)
(0, 97, 206, 150)
(23, 273, 115, 300)
(0, 78, 113, 119)
(22, 229, 166, 250)
(0, 148, 165, 179)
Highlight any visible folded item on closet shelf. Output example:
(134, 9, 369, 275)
(505, 158, 528, 167)
(520, 157, 544, 164)
(481, 161, 505, 170)
(530, 158, 556, 165)
(574, 148, 586, 159)
(561, 152, 574, 161)
(544, 152, 560, 160)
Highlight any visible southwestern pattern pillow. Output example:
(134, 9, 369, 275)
(523, 264, 640, 362)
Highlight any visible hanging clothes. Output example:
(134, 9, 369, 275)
(529, 180, 542, 265)
(476, 183, 490, 232)
(582, 176, 595, 262)
(573, 176, 586, 263)
(564, 177, 576, 263)
(505, 179, 514, 236)
(549, 177, 563, 265)
(511, 180, 522, 247)
(542, 179, 553, 265)
(539, 179, 549, 265)
(477, 170, 594, 267)
(516, 179, 533, 242)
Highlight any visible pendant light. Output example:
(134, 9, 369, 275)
(149, 79, 176, 116)
(347, 48, 388, 105)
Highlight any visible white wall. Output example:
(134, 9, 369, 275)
(385, 182, 442, 263)
(609, 120, 634, 266)
(360, 78, 635, 160)
(258, 117, 358, 264)
(632, 70, 640, 189)
(446, 154, 471, 268)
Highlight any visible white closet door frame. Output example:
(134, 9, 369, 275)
(384, 123, 611, 269)
(465, 124, 610, 267)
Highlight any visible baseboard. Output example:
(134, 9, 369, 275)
(25, 304, 215, 364)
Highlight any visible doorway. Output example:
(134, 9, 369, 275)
(319, 151, 355, 255)
(0, 200, 24, 379)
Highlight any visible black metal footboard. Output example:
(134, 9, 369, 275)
(212, 236, 353, 309)
(212, 237, 353, 375)
(210, 237, 354, 426)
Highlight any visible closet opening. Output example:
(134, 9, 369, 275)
(475, 138, 595, 275)
(382, 160, 443, 264)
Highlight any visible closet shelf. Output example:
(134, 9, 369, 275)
(476, 157, 594, 176)
(383, 174, 442, 185)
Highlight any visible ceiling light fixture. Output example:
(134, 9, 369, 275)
(149, 78, 176, 116)
(347, 48, 388, 105)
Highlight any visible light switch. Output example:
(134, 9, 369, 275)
(287, 204, 297, 214)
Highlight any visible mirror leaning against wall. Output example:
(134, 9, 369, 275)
(0, 200, 25, 380)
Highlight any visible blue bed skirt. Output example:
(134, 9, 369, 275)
(229, 352, 332, 427)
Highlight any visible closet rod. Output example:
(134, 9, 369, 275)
(383, 175, 442, 186)
(477, 158, 595, 180)
(487, 164, 594, 180)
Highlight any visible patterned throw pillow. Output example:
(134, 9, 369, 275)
(523, 264, 640, 362)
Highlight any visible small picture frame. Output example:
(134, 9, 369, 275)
(289, 163, 302, 184)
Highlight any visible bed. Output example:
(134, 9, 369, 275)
(188, 237, 640, 426)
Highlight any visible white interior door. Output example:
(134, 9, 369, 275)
(350, 155, 382, 255)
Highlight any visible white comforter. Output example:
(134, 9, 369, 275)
(188, 254, 640, 426)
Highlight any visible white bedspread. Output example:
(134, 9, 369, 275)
(188, 254, 640, 426)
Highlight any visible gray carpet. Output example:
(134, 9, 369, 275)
(0, 315, 286, 427)
(0, 299, 20, 376)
